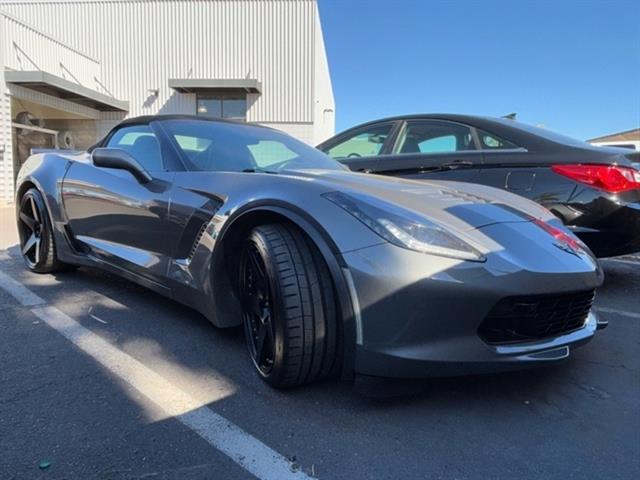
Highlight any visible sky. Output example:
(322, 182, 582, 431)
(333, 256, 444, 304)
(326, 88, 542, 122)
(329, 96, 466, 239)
(318, 0, 640, 140)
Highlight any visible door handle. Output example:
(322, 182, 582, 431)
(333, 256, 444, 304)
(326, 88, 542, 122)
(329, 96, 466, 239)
(442, 160, 474, 169)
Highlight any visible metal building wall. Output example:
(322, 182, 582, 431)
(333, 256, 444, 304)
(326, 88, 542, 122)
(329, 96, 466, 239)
(0, 0, 335, 202)
(1, 10, 102, 88)
(0, 0, 332, 128)
(0, 14, 10, 203)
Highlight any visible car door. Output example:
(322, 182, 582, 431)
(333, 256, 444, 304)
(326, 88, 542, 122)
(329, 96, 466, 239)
(369, 119, 484, 182)
(61, 123, 178, 281)
(471, 127, 543, 192)
(318, 121, 401, 172)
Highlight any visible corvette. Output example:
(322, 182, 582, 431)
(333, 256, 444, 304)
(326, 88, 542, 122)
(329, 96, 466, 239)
(16, 115, 606, 388)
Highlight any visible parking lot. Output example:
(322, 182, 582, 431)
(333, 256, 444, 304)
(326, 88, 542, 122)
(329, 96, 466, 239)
(0, 228, 638, 479)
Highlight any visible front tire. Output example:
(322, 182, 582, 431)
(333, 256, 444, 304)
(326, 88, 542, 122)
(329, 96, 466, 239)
(17, 188, 67, 273)
(238, 224, 339, 388)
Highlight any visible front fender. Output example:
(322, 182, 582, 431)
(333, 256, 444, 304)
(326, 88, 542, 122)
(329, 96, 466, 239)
(15, 154, 75, 260)
(211, 201, 359, 379)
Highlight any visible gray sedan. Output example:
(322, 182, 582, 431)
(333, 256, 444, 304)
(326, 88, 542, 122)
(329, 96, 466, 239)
(15, 115, 605, 388)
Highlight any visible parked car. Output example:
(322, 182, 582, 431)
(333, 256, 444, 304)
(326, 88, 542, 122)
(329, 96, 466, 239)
(16, 115, 605, 388)
(318, 114, 640, 257)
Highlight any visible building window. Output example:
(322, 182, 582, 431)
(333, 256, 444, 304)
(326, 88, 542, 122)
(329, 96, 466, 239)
(196, 94, 247, 122)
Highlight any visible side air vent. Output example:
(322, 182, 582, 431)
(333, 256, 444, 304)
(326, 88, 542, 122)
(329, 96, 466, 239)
(188, 222, 208, 260)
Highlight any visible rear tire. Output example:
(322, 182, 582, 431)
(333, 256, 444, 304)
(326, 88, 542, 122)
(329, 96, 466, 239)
(17, 188, 69, 274)
(238, 224, 340, 388)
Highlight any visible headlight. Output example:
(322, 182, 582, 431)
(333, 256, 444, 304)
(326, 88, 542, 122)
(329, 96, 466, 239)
(323, 191, 485, 262)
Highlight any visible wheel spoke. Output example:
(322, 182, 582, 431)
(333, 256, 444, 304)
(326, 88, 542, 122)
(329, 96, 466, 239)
(22, 233, 37, 255)
(251, 295, 263, 318)
(248, 249, 267, 284)
(264, 317, 274, 346)
(19, 211, 35, 231)
(29, 196, 40, 223)
(254, 322, 268, 364)
(34, 237, 41, 264)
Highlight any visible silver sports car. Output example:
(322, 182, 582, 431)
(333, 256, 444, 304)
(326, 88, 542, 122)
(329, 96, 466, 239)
(15, 115, 606, 388)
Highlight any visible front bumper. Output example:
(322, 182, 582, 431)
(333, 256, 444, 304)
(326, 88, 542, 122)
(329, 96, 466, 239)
(354, 311, 603, 379)
(343, 239, 604, 379)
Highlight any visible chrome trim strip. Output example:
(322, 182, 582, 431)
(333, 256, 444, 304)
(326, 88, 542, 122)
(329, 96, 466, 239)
(342, 267, 363, 345)
(490, 310, 598, 356)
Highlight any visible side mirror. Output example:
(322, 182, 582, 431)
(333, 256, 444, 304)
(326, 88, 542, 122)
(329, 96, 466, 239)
(92, 148, 152, 184)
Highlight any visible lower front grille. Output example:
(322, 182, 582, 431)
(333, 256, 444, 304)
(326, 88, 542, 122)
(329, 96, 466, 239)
(478, 290, 595, 344)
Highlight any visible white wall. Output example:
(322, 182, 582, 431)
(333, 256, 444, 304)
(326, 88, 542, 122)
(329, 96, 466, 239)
(0, 10, 105, 202)
(0, 14, 10, 203)
(312, 1, 335, 145)
(0, 0, 336, 202)
(0, 0, 334, 126)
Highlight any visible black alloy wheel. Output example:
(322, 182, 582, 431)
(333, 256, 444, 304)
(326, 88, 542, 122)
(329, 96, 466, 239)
(240, 242, 277, 376)
(238, 224, 340, 388)
(17, 188, 65, 273)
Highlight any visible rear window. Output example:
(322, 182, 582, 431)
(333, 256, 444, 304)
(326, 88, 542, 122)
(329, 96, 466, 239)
(476, 129, 520, 150)
(488, 117, 589, 148)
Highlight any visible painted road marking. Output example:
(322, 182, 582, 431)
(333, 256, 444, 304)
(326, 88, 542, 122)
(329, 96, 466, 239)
(0, 270, 46, 306)
(0, 271, 311, 480)
(596, 307, 640, 320)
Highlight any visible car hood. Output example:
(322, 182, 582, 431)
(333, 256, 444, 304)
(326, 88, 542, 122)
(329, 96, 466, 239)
(283, 169, 554, 233)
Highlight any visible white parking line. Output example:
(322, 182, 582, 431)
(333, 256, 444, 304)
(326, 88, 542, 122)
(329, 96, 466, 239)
(0, 270, 46, 306)
(0, 271, 311, 480)
(596, 307, 640, 319)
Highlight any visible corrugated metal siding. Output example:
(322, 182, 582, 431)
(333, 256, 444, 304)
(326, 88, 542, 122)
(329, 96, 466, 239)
(1, 0, 318, 123)
(1, 11, 102, 89)
(0, 14, 14, 202)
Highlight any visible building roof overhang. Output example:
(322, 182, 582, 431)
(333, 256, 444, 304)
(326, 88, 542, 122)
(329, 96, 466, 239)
(587, 128, 640, 143)
(4, 70, 129, 112)
(168, 78, 262, 94)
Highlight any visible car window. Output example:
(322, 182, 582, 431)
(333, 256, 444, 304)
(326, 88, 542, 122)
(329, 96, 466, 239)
(324, 123, 394, 159)
(106, 125, 163, 171)
(395, 121, 475, 154)
(476, 128, 520, 150)
(247, 141, 298, 168)
(162, 119, 344, 172)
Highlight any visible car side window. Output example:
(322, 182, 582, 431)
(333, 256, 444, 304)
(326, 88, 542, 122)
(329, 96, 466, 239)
(324, 123, 394, 160)
(106, 125, 164, 171)
(395, 120, 475, 155)
(476, 128, 520, 150)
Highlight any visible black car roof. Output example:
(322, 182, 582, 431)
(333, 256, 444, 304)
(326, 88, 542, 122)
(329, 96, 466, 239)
(339, 113, 523, 132)
(116, 114, 267, 128)
(91, 114, 277, 152)
(320, 113, 591, 152)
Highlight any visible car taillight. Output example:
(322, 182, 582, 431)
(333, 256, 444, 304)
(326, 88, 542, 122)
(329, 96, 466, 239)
(532, 218, 585, 253)
(551, 164, 640, 193)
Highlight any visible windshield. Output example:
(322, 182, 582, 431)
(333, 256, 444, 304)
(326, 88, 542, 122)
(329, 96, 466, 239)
(161, 119, 345, 172)
(488, 117, 590, 148)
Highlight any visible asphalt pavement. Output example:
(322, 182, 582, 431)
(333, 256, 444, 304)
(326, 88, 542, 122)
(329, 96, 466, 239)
(0, 236, 638, 479)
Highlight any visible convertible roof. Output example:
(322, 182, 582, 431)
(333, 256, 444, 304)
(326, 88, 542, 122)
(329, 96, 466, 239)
(90, 114, 277, 151)
(116, 114, 256, 127)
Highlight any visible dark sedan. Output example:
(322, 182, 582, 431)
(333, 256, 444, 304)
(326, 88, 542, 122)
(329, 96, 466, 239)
(318, 114, 640, 257)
